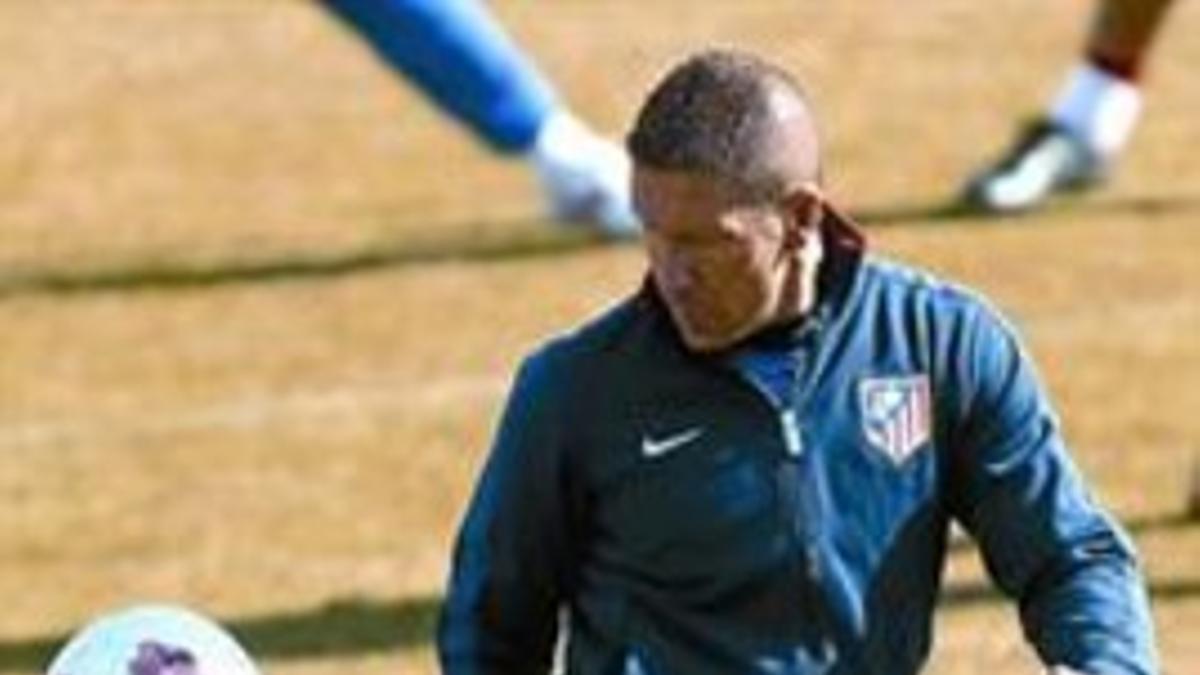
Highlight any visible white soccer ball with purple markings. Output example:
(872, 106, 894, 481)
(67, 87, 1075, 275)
(46, 605, 260, 675)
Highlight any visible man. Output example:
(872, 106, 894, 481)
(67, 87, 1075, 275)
(320, 0, 638, 237)
(439, 49, 1157, 674)
(963, 0, 1176, 213)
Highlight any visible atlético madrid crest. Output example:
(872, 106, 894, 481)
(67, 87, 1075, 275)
(859, 374, 932, 465)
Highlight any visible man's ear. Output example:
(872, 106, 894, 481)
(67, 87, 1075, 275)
(780, 184, 824, 251)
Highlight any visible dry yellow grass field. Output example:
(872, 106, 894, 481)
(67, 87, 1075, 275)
(1, 1, 1197, 673)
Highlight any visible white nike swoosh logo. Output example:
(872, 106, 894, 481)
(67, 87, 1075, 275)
(641, 427, 705, 458)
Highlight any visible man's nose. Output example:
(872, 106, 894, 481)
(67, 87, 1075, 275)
(656, 254, 699, 294)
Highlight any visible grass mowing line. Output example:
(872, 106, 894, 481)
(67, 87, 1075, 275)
(0, 373, 508, 450)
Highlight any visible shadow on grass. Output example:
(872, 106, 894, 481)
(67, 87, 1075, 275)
(2, 192, 1198, 299)
(4, 568, 1199, 670)
(0, 221, 602, 299)
(0, 594, 440, 672)
(853, 190, 1200, 228)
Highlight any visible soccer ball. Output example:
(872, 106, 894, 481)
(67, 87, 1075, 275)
(45, 604, 260, 675)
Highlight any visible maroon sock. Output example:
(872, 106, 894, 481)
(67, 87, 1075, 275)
(1088, 51, 1143, 82)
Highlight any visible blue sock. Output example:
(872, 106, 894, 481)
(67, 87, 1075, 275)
(321, 0, 559, 154)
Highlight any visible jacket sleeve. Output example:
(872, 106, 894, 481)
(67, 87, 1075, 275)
(947, 302, 1158, 675)
(437, 351, 580, 675)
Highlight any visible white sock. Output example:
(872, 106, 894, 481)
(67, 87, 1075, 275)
(526, 110, 638, 234)
(1049, 62, 1143, 159)
(530, 110, 603, 170)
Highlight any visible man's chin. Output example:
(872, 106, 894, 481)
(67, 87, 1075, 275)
(677, 322, 750, 353)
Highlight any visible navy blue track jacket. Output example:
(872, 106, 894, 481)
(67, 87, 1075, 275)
(438, 211, 1157, 675)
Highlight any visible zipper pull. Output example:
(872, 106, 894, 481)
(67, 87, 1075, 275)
(781, 408, 804, 457)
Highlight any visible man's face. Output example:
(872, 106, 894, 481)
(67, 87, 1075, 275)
(633, 167, 815, 352)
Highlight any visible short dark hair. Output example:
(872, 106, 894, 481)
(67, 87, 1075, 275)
(626, 49, 816, 197)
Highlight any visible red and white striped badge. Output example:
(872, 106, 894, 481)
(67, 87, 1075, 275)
(859, 375, 932, 465)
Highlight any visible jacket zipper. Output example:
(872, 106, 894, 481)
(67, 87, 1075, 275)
(780, 407, 804, 457)
(726, 346, 824, 583)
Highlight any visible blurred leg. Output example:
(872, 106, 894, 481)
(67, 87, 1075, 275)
(962, 0, 1177, 214)
(318, 0, 639, 236)
(321, 0, 556, 153)
(1087, 0, 1177, 79)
